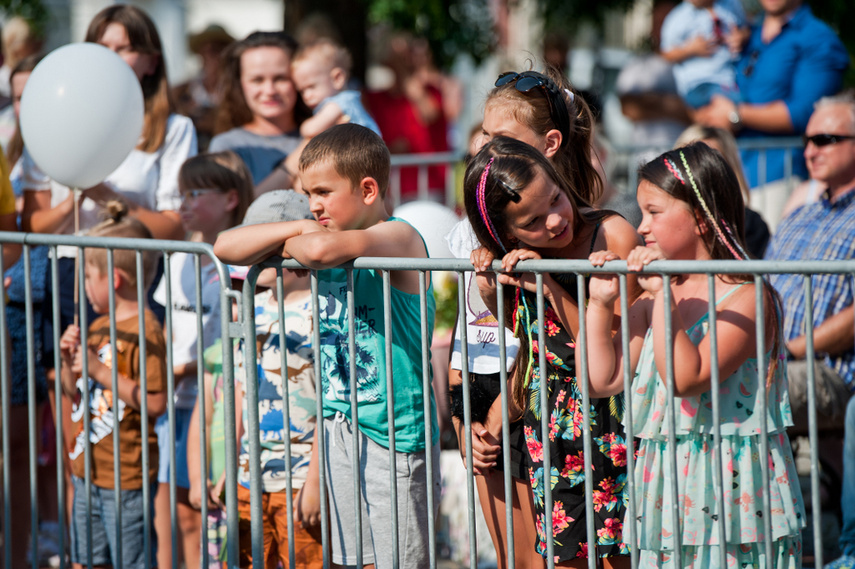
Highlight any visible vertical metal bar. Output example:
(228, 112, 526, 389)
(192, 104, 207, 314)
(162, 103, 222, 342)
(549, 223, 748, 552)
(445, 164, 456, 210)
(222, 281, 240, 569)
(346, 268, 364, 568)
(418, 165, 429, 201)
(310, 272, 331, 568)
(576, 274, 597, 569)
(803, 274, 823, 567)
(382, 271, 400, 567)
(391, 168, 402, 208)
(536, 273, 554, 567)
(706, 274, 727, 568)
(163, 252, 178, 569)
(419, 270, 437, 569)
(496, 277, 516, 569)
(275, 269, 297, 569)
(456, 270, 477, 569)
(241, 268, 264, 566)
(754, 276, 774, 561)
(50, 249, 67, 569)
(136, 252, 152, 569)
(80, 246, 94, 569)
(105, 250, 123, 568)
(23, 246, 40, 569)
(662, 278, 683, 567)
(618, 274, 637, 569)
(0, 237, 9, 569)
(194, 254, 210, 568)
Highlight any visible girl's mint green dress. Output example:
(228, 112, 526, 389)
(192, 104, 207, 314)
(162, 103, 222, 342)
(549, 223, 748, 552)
(629, 289, 805, 568)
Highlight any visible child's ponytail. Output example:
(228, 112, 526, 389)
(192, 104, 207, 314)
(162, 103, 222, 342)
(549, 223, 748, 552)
(543, 67, 603, 206)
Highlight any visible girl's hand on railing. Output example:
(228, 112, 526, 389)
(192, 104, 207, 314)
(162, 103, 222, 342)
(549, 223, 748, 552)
(626, 246, 666, 295)
(588, 250, 621, 306)
(496, 248, 542, 295)
(470, 246, 494, 272)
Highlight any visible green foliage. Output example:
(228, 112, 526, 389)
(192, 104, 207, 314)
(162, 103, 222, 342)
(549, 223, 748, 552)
(534, 0, 636, 36)
(432, 271, 459, 336)
(809, 0, 855, 88)
(365, 0, 494, 70)
(0, 0, 50, 37)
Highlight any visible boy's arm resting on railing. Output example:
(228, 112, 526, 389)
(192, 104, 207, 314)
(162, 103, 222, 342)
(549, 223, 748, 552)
(285, 220, 428, 294)
(213, 219, 323, 266)
(786, 304, 855, 359)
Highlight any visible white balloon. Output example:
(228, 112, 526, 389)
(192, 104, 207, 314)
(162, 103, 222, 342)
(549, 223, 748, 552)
(393, 201, 461, 259)
(20, 43, 144, 189)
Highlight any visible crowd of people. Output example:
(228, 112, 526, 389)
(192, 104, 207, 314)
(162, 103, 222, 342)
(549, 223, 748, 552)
(0, 0, 853, 568)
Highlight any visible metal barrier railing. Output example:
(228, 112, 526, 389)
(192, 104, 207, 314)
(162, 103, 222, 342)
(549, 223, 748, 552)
(0, 231, 845, 569)
(0, 231, 239, 569)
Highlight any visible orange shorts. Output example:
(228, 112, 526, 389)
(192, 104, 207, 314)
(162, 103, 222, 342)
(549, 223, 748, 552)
(237, 484, 324, 569)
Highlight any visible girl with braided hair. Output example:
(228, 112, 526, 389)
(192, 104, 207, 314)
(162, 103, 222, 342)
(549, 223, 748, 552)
(584, 141, 804, 567)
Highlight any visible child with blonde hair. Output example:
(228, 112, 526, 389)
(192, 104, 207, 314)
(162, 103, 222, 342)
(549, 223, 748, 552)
(291, 38, 380, 138)
(59, 201, 167, 569)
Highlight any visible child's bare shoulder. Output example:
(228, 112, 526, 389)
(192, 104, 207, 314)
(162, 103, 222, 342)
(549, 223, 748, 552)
(361, 218, 428, 258)
(601, 214, 641, 251)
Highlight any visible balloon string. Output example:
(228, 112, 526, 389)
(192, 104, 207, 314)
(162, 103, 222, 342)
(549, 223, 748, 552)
(73, 187, 79, 328)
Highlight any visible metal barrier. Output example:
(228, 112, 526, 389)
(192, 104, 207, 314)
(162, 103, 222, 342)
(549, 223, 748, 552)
(0, 231, 240, 569)
(0, 230, 846, 569)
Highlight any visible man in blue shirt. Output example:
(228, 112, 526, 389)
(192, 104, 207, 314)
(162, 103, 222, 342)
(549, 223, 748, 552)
(765, 94, 855, 569)
(695, 0, 848, 224)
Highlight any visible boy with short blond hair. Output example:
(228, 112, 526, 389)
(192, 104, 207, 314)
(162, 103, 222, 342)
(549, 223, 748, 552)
(59, 201, 167, 569)
(214, 123, 439, 569)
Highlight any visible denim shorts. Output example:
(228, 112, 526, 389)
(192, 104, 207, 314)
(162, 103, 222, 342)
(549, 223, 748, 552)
(70, 476, 157, 569)
(155, 407, 193, 487)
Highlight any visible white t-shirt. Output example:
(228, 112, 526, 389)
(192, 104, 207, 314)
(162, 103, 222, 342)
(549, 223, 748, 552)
(153, 251, 222, 409)
(21, 114, 197, 257)
(445, 219, 520, 374)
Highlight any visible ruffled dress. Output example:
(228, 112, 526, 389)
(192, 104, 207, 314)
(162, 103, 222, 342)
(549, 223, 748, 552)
(629, 291, 805, 568)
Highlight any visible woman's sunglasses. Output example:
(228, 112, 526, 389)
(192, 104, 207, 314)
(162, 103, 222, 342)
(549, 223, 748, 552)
(803, 133, 855, 147)
(494, 71, 571, 145)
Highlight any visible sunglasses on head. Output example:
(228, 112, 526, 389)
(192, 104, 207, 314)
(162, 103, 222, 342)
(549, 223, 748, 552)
(803, 133, 855, 147)
(494, 71, 570, 146)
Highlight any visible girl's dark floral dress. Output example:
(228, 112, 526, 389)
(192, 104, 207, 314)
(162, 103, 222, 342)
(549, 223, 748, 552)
(517, 282, 630, 563)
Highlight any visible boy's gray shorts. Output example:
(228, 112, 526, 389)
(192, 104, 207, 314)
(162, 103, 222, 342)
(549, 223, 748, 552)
(324, 412, 441, 569)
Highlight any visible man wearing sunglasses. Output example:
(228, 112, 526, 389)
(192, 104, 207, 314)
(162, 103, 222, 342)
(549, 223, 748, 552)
(765, 93, 855, 569)
(694, 0, 847, 226)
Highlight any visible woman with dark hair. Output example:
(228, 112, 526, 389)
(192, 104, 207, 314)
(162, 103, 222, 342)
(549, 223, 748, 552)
(209, 31, 308, 193)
